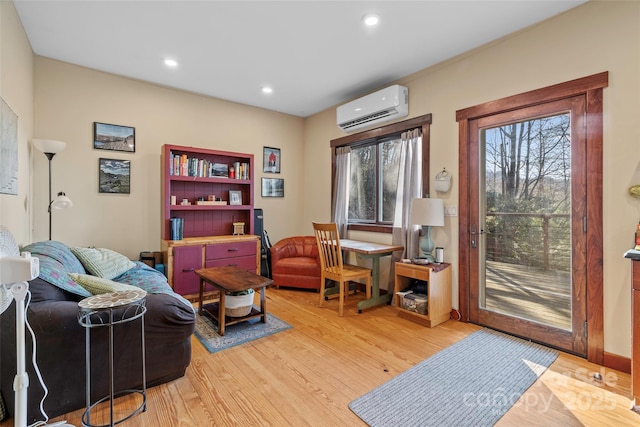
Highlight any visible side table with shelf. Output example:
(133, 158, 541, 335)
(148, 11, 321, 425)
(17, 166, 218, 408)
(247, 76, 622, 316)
(394, 262, 452, 328)
(77, 289, 148, 427)
(195, 266, 273, 336)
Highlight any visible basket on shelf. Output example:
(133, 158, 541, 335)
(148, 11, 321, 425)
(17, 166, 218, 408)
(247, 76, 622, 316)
(225, 288, 254, 317)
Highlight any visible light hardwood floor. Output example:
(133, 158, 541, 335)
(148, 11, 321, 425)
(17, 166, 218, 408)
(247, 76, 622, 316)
(3, 287, 639, 426)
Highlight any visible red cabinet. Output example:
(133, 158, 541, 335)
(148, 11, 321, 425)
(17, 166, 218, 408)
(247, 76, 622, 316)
(162, 236, 260, 300)
(161, 144, 254, 239)
(172, 245, 203, 296)
(160, 144, 259, 300)
(205, 241, 256, 271)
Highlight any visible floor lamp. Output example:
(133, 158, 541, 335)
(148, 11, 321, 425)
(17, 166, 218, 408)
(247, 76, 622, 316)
(32, 140, 73, 240)
(0, 226, 74, 427)
(409, 197, 445, 262)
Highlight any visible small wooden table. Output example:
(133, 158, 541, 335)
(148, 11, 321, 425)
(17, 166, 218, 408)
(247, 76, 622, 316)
(195, 266, 273, 336)
(338, 239, 404, 312)
(394, 262, 452, 327)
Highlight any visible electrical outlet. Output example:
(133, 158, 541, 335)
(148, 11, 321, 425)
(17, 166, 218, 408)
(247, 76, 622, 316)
(444, 205, 457, 217)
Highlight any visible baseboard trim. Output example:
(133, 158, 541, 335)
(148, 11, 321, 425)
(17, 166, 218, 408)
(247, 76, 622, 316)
(603, 351, 631, 374)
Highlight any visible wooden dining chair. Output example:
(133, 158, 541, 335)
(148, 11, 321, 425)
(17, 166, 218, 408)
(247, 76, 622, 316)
(312, 222, 371, 316)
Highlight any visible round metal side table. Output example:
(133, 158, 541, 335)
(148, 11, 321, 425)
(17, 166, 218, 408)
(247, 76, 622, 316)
(78, 289, 148, 427)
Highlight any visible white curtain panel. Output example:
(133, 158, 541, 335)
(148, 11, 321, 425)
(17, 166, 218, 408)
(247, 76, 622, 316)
(390, 129, 423, 289)
(332, 146, 351, 238)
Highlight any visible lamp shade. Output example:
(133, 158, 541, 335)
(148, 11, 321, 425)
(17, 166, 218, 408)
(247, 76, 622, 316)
(51, 192, 73, 209)
(409, 198, 444, 226)
(32, 139, 66, 154)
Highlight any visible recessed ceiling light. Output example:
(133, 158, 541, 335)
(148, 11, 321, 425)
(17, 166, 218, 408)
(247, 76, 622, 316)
(164, 58, 178, 67)
(262, 86, 273, 94)
(362, 14, 379, 27)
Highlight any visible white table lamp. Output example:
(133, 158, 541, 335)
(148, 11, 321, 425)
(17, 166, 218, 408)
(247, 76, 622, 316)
(409, 198, 445, 262)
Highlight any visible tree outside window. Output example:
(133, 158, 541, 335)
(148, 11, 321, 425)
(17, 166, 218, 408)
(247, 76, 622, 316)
(348, 137, 401, 224)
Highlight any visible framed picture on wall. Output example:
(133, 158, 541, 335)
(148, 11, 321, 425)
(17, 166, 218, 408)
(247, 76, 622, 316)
(263, 146, 281, 173)
(99, 158, 131, 194)
(0, 96, 18, 195)
(261, 178, 284, 197)
(94, 122, 135, 153)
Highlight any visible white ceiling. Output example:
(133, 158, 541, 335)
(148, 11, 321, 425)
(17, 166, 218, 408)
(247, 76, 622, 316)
(14, 0, 587, 118)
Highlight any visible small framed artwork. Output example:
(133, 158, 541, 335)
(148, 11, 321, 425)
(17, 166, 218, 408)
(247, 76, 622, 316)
(99, 158, 131, 194)
(263, 146, 281, 173)
(0, 96, 18, 195)
(229, 190, 243, 205)
(211, 163, 229, 177)
(94, 122, 135, 153)
(261, 178, 284, 197)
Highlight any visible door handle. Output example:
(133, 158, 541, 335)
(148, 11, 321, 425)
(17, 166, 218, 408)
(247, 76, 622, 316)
(182, 268, 195, 273)
(471, 224, 477, 248)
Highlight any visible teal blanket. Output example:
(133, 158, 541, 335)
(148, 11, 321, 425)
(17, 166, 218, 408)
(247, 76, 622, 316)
(23, 240, 192, 309)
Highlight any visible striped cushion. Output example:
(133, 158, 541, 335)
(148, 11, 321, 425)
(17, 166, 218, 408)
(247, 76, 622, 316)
(71, 247, 135, 280)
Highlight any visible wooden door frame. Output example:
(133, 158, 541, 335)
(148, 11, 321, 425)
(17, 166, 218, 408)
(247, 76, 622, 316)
(456, 72, 608, 364)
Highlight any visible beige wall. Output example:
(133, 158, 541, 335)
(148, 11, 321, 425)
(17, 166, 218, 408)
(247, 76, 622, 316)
(33, 58, 304, 257)
(14, 0, 640, 358)
(0, 0, 34, 246)
(304, 1, 640, 358)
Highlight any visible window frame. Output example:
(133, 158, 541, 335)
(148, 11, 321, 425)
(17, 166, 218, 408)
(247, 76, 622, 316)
(330, 114, 432, 233)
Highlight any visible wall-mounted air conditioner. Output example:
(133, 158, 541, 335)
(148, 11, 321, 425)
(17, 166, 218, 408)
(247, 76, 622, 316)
(336, 85, 408, 133)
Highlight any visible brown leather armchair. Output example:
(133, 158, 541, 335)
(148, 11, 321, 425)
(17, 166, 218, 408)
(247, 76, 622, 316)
(270, 236, 321, 290)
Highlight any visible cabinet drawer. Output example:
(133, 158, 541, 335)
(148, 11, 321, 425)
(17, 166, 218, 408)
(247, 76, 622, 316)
(206, 241, 256, 260)
(205, 255, 256, 271)
(173, 245, 203, 295)
(395, 263, 430, 281)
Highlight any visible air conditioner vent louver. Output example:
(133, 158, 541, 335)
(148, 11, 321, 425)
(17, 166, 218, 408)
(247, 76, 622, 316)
(339, 109, 395, 130)
(337, 85, 408, 133)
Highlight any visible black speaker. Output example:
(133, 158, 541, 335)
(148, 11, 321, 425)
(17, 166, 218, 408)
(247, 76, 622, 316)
(254, 208, 271, 277)
(254, 208, 264, 245)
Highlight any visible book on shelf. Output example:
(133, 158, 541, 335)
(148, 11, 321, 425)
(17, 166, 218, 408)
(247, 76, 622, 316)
(181, 155, 188, 176)
(232, 162, 250, 180)
(169, 151, 246, 179)
(170, 217, 184, 240)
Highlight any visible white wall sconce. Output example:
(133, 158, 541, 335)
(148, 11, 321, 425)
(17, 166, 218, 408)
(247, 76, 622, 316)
(435, 167, 452, 193)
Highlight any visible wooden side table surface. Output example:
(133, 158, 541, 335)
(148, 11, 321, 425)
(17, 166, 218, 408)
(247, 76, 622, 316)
(195, 266, 273, 336)
(394, 262, 452, 328)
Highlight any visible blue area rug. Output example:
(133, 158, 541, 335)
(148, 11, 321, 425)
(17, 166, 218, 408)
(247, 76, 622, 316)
(194, 306, 292, 354)
(349, 329, 558, 426)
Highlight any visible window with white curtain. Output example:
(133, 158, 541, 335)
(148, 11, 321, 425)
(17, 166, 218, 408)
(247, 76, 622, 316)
(330, 114, 432, 233)
(348, 136, 401, 224)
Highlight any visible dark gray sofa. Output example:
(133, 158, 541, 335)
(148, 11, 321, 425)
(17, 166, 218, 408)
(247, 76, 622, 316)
(0, 240, 196, 424)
